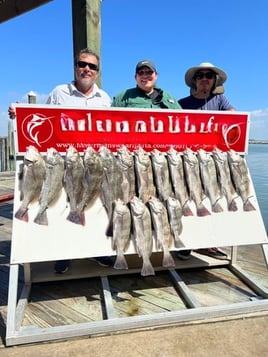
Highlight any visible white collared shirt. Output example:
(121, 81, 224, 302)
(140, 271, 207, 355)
(46, 82, 111, 107)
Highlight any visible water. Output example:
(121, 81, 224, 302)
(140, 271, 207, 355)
(246, 144, 268, 233)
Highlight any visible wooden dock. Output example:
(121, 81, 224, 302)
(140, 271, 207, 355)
(0, 172, 268, 348)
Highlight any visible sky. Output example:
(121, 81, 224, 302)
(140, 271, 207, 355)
(0, 0, 267, 139)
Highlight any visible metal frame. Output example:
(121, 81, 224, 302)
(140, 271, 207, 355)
(5, 244, 268, 347)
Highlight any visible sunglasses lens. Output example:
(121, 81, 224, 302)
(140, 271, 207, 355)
(77, 61, 87, 68)
(77, 61, 99, 71)
(137, 69, 154, 76)
(205, 72, 213, 79)
(195, 72, 214, 80)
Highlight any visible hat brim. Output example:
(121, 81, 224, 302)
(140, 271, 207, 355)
(185, 65, 227, 87)
(136, 64, 156, 73)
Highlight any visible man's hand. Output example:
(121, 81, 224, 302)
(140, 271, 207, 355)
(8, 104, 17, 119)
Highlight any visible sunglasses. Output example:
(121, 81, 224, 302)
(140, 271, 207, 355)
(77, 61, 99, 71)
(194, 71, 215, 80)
(137, 69, 154, 76)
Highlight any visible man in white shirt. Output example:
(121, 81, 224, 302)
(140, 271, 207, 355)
(46, 49, 111, 107)
(8, 48, 111, 117)
(8, 48, 114, 273)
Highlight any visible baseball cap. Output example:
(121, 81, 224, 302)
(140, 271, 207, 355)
(135, 60, 157, 73)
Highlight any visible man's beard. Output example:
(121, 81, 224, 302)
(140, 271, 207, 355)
(79, 77, 94, 91)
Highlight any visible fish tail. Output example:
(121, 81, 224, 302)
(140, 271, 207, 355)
(141, 258, 155, 276)
(114, 254, 128, 270)
(243, 199, 256, 211)
(34, 211, 48, 225)
(162, 251, 175, 267)
(212, 201, 224, 213)
(14, 207, 29, 222)
(67, 211, 84, 225)
(182, 202, 194, 216)
(228, 199, 238, 211)
(196, 204, 211, 217)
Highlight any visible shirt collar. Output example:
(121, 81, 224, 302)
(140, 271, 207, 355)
(69, 81, 102, 98)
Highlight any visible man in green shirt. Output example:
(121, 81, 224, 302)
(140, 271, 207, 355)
(112, 60, 181, 109)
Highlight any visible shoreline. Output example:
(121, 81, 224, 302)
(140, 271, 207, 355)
(249, 140, 268, 144)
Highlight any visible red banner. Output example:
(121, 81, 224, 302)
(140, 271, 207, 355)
(14, 104, 250, 154)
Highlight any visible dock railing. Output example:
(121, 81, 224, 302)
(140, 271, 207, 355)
(0, 121, 15, 172)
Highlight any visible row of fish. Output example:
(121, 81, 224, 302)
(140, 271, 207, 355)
(181, 147, 256, 216)
(14, 145, 255, 276)
(15, 144, 256, 225)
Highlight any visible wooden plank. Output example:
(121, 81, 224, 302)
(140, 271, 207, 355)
(71, 0, 102, 87)
(178, 267, 258, 306)
(109, 273, 186, 318)
(22, 279, 104, 327)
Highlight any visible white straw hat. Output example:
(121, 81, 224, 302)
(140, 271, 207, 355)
(185, 62, 227, 87)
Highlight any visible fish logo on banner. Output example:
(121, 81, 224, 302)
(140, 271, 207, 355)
(21, 113, 54, 147)
(222, 123, 242, 149)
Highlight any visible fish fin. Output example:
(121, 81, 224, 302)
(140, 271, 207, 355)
(243, 199, 256, 211)
(14, 208, 29, 222)
(106, 204, 115, 237)
(114, 254, 128, 270)
(182, 203, 194, 216)
(212, 201, 224, 213)
(34, 211, 48, 225)
(174, 234, 184, 248)
(141, 258, 155, 276)
(79, 212, 86, 225)
(196, 204, 211, 217)
(228, 199, 238, 212)
(67, 211, 84, 225)
(162, 251, 175, 267)
(105, 218, 113, 237)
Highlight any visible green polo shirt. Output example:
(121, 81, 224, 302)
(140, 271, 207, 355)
(112, 86, 181, 109)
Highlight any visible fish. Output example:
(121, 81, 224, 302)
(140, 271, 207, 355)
(166, 147, 193, 216)
(183, 148, 211, 217)
(197, 149, 224, 213)
(15, 146, 46, 222)
(99, 146, 124, 235)
(148, 196, 175, 268)
(151, 148, 173, 202)
(212, 148, 238, 211)
(63, 145, 85, 223)
(227, 150, 256, 211)
(112, 198, 131, 270)
(166, 196, 184, 248)
(117, 145, 136, 203)
(34, 148, 65, 225)
(134, 146, 156, 203)
(129, 196, 155, 276)
(72, 146, 104, 225)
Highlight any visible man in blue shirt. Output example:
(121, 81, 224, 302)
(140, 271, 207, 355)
(178, 62, 234, 260)
(179, 62, 235, 111)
